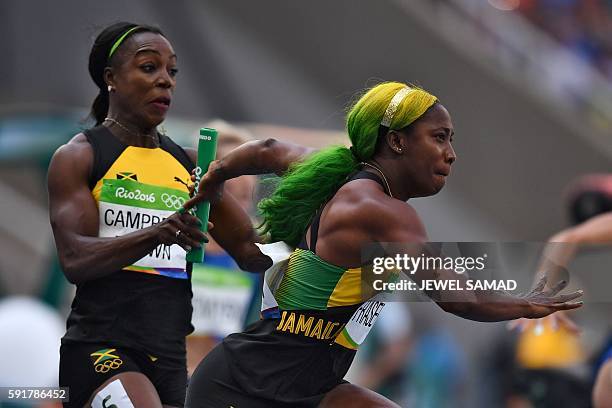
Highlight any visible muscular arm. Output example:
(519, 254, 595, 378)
(536, 212, 612, 277)
(184, 148, 272, 273)
(210, 138, 315, 181)
(183, 139, 314, 211)
(208, 193, 272, 273)
(49, 136, 204, 284)
(367, 200, 581, 322)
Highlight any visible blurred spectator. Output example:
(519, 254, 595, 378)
(446, 0, 612, 114)
(505, 173, 612, 407)
(509, 368, 591, 407)
(483, 324, 590, 408)
(403, 329, 468, 408)
(357, 301, 413, 403)
(516, 0, 612, 80)
(515, 318, 585, 370)
(511, 319, 590, 406)
(0, 297, 64, 388)
(357, 301, 468, 407)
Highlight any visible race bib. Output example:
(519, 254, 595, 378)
(256, 242, 293, 319)
(98, 178, 189, 279)
(334, 293, 386, 350)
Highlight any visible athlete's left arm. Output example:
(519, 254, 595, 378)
(184, 148, 272, 273)
(183, 138, 315, 210)
(367, 200, 583, 322)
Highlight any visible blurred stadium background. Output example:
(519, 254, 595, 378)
(1, 1, 611, 406)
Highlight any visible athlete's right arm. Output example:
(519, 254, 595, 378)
(48, 135, 206, 284)
(212, 138, 315, 178)
(183, 138, 315, 209)
(365, 199, 582, 322)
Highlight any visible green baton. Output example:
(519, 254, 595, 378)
(185, 127, 218, 263)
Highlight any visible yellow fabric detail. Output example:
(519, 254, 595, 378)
(516, 319, 584, 369)
(327, 267, 362, 308)
(90, 349, 119, 365)
(92, 146, 191, 201)
(123, 265, 165, 275)
(334, 330, 358, 350)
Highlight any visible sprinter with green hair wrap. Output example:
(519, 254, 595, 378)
(184, 81, 582, 408)
(258, 82, 437, 247)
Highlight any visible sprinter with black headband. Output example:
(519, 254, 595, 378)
(184, 81, 584, 407)
(48, 22, 269, 408)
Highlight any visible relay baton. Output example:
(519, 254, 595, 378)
(185, 127, 218, 263)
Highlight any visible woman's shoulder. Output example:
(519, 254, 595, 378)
(48, 133, 94, 184)
(334, 182, 426, 241)
(53, 133, 93, 159)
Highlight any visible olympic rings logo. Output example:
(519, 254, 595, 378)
(94, 358, 123, 373)
(161, 193, 186, 210)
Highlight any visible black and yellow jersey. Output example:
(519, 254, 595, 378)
(222, 171, 390, 405)
(62, 125, 195, 364)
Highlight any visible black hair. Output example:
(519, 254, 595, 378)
(88, 22, 164, 125)
(569, 190, 612, 225)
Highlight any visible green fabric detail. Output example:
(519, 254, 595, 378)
(341, 328, 359, 348)
(124, 265, 153, 272)
(108, 26, 140, 59)
(99, 179, 188, 211)
(191, 265, 253, 288)
(275, 248, 346, 310)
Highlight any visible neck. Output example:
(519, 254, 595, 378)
(104, 109, 159, 147)
(368, 156, 413, 201)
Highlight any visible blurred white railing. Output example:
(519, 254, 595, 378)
(394, 0, 612, 158)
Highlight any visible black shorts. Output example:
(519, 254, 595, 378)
(185, 344, 328, 408)
(60, 342, 187, 408)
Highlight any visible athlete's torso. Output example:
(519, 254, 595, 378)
(62, 125, 195, 363)
(223, 170, 390, 403)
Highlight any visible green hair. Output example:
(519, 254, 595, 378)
(259, 81, 438, 247)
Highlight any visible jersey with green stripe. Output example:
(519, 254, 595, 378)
(62, 125, 196, 363)
(92, 135, 192, 279)
(222, 170, 393, 403)
(260, 247, 387, 351)
(276, 248, 360, 310)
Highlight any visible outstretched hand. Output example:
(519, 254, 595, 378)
(521, 275, 583, 319)
(182, 160, 225, 212)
